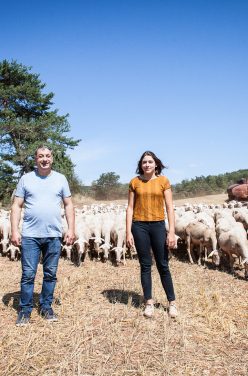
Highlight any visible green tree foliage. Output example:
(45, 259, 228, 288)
(172, 169, 248, 199)
(90, 169, 248, 201)
(92, 172, 121, 200)
(0, 59, 82, 200)
(0, 160, 16, 205)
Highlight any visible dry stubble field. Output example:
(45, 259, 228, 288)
(0, 194, 247, 376)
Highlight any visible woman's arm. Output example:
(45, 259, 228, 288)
(164, 188, 176, 249)
(126, 190, 135, 248)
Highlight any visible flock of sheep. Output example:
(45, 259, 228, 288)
(173, 201, 248, 278)
(0, 200, 248, 279)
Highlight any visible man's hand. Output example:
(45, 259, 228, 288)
(63, 230, 75, 245)
(11, 231, 21, 247)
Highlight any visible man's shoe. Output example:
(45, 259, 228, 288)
(16, 311, 30, 327)
(168, 303, 178, 318)
(40, 308, 58, 322)
(143, 303, 154, 318)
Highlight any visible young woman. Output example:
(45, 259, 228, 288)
(126, 151, 178, 318)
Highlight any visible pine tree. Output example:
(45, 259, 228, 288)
(0, 160, 16, 204)
(0, 60, 81, 198)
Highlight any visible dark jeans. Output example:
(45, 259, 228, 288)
(19, 237, 61, 314)
(132, 221, 175, 302)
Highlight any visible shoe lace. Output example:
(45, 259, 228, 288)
(46, 308, 54, 316)
(145, 304, 154, 312)
(18, 312, 30, 320)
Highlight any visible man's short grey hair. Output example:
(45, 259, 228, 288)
(34, 144, 53, 156)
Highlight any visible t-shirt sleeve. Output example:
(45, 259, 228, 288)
(129, 178, 135, 192)
(61, 176, 71, 198)
(162, 176, 171, 191)
(15, 176, 25, 198)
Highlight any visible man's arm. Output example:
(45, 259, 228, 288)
(11, 196, 24, 246)
(63, 196, 75, 245)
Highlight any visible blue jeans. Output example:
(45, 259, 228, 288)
(132, 221, 175, 302)
(19, 237, 61, 314)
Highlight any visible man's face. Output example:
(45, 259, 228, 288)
(35, 148, 53, 171)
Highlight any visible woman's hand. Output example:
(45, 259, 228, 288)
(166, 231, 176, 249)
(126, 233, 134, 248)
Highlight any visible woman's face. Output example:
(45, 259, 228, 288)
(141, 155, 156, 174)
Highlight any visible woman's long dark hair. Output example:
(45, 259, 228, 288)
(136, 151, 167, 176)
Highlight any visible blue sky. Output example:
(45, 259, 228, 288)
(2, 0, 248, 185)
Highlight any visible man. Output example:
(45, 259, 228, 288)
(11, 145, 75, 326)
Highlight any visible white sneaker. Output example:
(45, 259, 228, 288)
(168, 303, 178, 318)
(143, 304, 154, 318)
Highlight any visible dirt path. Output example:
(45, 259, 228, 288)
(173, 193, 228, 206)
(73, 193, 229, 207)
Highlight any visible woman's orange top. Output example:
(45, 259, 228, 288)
(129, 175, 171, 221)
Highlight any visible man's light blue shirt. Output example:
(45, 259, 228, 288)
(15, 170, 71, 237)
